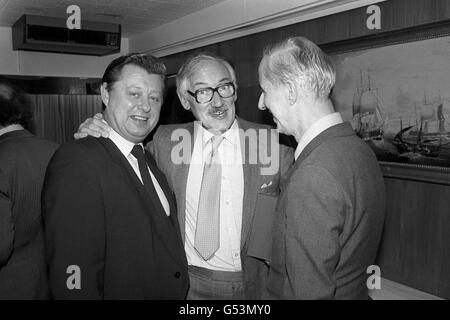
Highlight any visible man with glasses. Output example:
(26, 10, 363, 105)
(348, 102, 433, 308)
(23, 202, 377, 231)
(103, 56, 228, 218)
(76, 53, 293, 299)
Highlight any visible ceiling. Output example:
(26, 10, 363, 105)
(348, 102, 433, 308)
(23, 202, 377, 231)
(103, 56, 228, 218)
(0, 0, 227, 37)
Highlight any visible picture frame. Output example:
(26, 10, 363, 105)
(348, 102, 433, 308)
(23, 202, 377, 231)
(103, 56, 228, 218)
(322, 20, 450, 184)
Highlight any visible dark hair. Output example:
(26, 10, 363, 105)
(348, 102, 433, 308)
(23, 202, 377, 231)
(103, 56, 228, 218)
(0, 80, 32, 128)
(102, 53, 167, 92)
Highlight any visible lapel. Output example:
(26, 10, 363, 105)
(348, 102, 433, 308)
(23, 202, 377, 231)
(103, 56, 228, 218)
(98, 138, 186, 268)
(236, 118, 261, 250)
(171, 122, 196, 244)
(283, 122, 355, 191)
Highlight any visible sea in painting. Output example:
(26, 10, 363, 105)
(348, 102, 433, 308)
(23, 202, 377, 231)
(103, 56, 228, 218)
(331, 35, 450, 167)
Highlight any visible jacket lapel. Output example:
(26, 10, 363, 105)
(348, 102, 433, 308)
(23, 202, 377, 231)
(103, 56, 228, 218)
(283, 122, 355, 191)
(172, 122, 196, 244)
(144, 152, 187, 266)
(236, 118, 261, 250)
(98, 138, 186, 267)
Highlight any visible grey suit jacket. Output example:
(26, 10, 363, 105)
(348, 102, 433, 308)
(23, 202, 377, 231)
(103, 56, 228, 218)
(147, 117, 293, 299)
(266, 122, 386, 299)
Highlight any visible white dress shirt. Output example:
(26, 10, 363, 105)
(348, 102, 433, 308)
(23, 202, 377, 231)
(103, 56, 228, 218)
(295, 112, 344, 161)
(185, 120, 244, 271)
(108, 128, 170, 216)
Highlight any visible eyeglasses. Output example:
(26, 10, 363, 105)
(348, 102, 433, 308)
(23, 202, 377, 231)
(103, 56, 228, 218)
(187, 82, 235, 104)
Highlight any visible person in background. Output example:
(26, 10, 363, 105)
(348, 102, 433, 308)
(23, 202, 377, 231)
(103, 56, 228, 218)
(42, 54, 188, 299)
(257, 37, 385, 299)
(75, 53, 293, 299)
(0, 80, 58, 299)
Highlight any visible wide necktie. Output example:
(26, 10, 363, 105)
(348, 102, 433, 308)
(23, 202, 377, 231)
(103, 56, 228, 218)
(131, 144, 165, 212)
(194, 135, 225, 260)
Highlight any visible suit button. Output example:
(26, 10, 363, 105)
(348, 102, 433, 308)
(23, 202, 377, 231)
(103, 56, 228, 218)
(174, 271, 181, 279)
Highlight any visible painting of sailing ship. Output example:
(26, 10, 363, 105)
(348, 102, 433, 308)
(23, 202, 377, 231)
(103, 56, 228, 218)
(330, 35, 450, 168)
(351, 70, 386, 141)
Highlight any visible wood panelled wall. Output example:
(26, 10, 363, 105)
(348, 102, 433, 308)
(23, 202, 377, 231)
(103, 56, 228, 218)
(159, 0, 450, 298)
(160, 0, 450, 125)
(376, 178, 450, 298)
(0, 75, 100, 95)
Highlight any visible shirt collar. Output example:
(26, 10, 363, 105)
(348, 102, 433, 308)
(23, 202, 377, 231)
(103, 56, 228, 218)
(197, 118, 239, 146)
(295, 112, 343, 160)
(108, 128, 144, 158)
(0, 124, 24, 137)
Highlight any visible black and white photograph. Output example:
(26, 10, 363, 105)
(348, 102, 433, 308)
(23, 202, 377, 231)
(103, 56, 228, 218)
(0, 0, 449, 312)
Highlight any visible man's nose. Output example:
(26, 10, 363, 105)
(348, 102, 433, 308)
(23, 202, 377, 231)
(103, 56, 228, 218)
(210, 91, 223, 108)
(138, 98, 151, 112)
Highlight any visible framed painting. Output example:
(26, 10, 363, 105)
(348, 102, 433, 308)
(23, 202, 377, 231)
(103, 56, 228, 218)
(326, 22, 450, 184)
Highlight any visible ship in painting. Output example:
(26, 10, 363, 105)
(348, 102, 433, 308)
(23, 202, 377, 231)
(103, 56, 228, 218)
(350, 70, 450, 166)
(352, 70, 387, 142)
(390, 93, 450, 164)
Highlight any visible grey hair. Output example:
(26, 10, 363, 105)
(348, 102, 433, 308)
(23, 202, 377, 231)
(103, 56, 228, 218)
(176, 53, 237, 99)
(260, 37, 335, 99)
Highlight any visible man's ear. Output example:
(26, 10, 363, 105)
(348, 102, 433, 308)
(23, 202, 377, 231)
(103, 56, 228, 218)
(177, 91, 191, 111)
(100, 83, 109, 108)
(286, 80, 297, 105)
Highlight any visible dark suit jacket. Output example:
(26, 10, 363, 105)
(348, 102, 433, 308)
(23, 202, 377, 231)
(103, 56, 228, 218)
(42, 136, 188, 299)
(148, 117, 293, 299)
(0, 129, 57, 299)
(266, 122, 386, 299)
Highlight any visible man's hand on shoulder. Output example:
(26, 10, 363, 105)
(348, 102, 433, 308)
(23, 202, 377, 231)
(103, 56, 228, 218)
(74, 113, 111, 139)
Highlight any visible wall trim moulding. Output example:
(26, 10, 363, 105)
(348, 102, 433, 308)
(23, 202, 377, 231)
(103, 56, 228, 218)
(145, 0, 386, 57)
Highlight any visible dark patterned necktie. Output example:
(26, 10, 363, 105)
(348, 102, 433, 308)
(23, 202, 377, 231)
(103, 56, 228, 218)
(131, 144, 160, 201)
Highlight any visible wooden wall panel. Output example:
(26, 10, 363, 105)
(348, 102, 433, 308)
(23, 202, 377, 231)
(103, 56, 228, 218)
(376, 178, 450, 299)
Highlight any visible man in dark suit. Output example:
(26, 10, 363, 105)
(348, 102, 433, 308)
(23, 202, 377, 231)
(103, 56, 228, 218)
(0, 80, 57, 299)
(76, 53, 293, 299)
(258, 37, 386, 299)
(42, 54, 188, 299)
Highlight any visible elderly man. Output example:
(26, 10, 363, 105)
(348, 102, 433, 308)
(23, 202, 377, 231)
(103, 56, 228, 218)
(0, 80, 58, 299)
(257, 37, 385, 299)
(43, 54, 188, 299)
(76, 53, 293, 299)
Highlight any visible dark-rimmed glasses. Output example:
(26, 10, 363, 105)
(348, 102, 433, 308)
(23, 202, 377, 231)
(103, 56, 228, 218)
(187, 82, 235, 104)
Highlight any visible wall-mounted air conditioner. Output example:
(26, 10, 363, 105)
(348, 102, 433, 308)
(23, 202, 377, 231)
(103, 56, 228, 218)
(12, 15, 121, 56)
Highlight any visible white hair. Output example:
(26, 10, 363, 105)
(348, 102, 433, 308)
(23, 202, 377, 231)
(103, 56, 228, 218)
(260, 37, 335, 99)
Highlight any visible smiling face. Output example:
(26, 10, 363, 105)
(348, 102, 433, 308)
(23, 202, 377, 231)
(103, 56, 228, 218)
(102, 64, 164, 143)
(180, 59, 236, 134)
